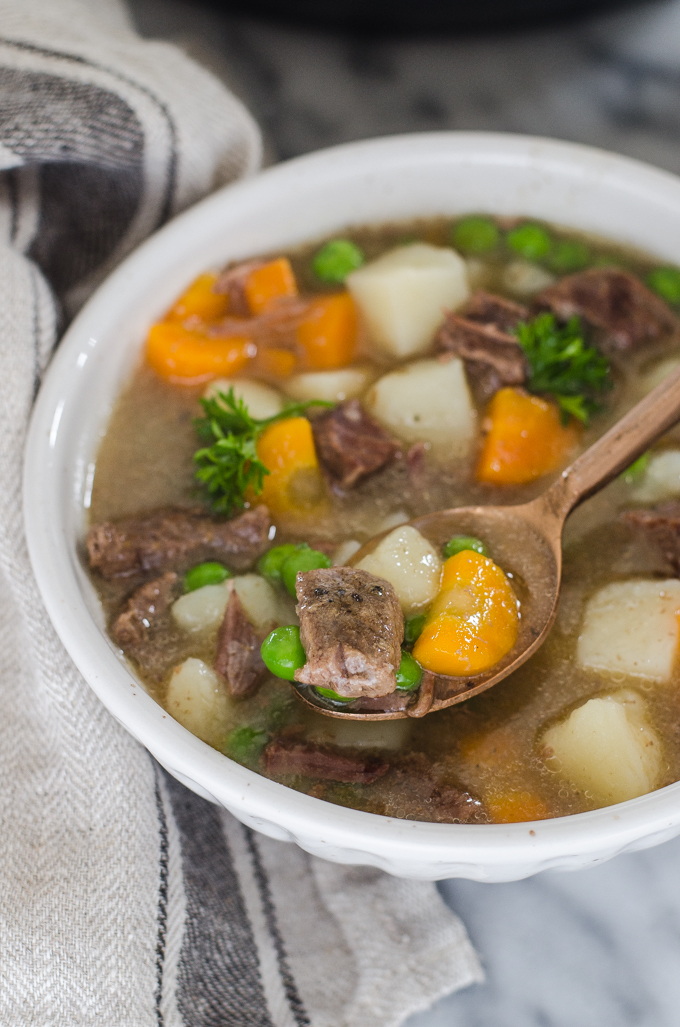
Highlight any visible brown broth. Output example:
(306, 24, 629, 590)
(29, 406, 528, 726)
(88, 215, 680, 823)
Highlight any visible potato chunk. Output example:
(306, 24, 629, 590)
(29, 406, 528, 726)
(172, 582, 230, 633)
(501, 260, 555, 298)
(631, 450, 680, 503)
(204, 377, 283, 419)
(284, 366, 374, 403)
(356, 524, 441, 614)
(232, 573, 297, 631)
(541, 690, 661, 804)
(347, 243, 469, 358)
(577, 579, 680, 682)
(166, 657, 230, 746)
(365, 357, 476, 455)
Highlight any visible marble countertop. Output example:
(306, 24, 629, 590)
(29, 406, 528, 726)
(126, 1, 680, 1022)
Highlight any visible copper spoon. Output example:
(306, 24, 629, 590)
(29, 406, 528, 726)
(292, 362, 680, 721)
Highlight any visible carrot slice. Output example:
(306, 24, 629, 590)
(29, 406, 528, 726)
(146, 322, 253, 384)
(256, 347, 297, 378)
(476, 387, 579, 486)
(166, 272, 228, 323)
(297, 292, 358, 370)
(486, 791, 550, 824)
(256, 416, 325, 515)
(244, 258, 298, 314)
(412, 550, 519, 676)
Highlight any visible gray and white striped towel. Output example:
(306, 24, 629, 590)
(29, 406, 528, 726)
(0, 1, 483, 1022)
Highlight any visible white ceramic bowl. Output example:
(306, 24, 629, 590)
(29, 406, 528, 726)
(24, 132, 680, 881)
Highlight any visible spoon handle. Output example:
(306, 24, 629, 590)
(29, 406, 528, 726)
(546, 360, 680, 519)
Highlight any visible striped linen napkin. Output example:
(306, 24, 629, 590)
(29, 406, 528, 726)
(0, 1, 482, 1022)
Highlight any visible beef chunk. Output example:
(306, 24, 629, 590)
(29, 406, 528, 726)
(87, 505, 271, 580)
(263, 738, 389, 784)
(463, 290, 529, 332)
(622, 501, 680, 573)
(294, 567, 403, 699)
(348, 690, 413, 713)
(213, 259, 266, 316)
(536, 268, 679, 353)
(312, 400, 399, 489)
(382, 753, 486, 824)
(214, 589, 267, 698)
(436, 291, 530, 402)
(112, 572, 180, 648)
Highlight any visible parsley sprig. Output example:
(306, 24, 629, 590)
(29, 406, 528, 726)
(514, 313, 612, 424)
(194, 389, 332, 516)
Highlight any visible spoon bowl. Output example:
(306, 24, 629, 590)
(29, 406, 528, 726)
(293, 360, 680, 720)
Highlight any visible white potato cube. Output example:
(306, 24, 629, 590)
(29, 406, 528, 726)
(172, 583, 230, 634)
(642, 356, 680, 395)
(541, 690, 661, 805)
(365, 357, 476, 455)
(501, 260, 555, 298)
(347, 243, 469, 358)
(204, 377, 283, 419)
(356, 524, 441, 614)
(284, 366, 374, 403)
(631, 450, 680, 503)
(333, 539, 362, 566)
(166, 658, 230, 746)
(232, 573, 297, 631)
(577, 579, 680, 682)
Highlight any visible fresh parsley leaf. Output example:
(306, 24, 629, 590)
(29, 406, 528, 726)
(193, 388, 332, 516)
(514, 313, 612, 425)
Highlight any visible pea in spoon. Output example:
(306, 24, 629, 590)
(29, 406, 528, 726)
(289, 361, 680, 721)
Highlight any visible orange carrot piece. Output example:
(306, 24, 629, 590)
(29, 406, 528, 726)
(256, 416, 325, 515)
(166, 272, 228, 323)
(256, 347, 297, 378)
(412, 550, 519, 676)
(297, 292, 357, 370)
(244, 258, 298, 314)
(476, 387, 579, 486)
(146, 322, 253, 384)
(486, 790, 550, 824)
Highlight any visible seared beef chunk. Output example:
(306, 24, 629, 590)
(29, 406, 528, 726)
(536, 268, 679, 353)
(294, 567, 403, 699)
(213, 259, 266, 316)
(436, 291, 530, 402)
(382, 753, 486, 824)
(312, 400, 400, 489)
(214, 589, 267, 698)
(348, 690, 413, 713)
(463, 290, 529, 332)
(263, 738, 389, 784)
(622, 501, 680, 573)
(112, 572, 180, 648)
(87, 505, 271, 579)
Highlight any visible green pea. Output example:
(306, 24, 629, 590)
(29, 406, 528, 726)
(452, 216, 499, 254)
(257, 544, 300, 585)
(261, 625, 307, 681)
(225, 726, 267, 764)
(183, 561, 231, 592)
(549, 240, 590, 273)
(443, 535, 490, 560)
(313, 686, 354, 704)
(396, 650, 423, 691)
(404, 614, 426, 647)
(507, 223, 552, 261)
(282, 547, 332, 596)
(312, 239, 365, 283)
(647, 267, 680, 306)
